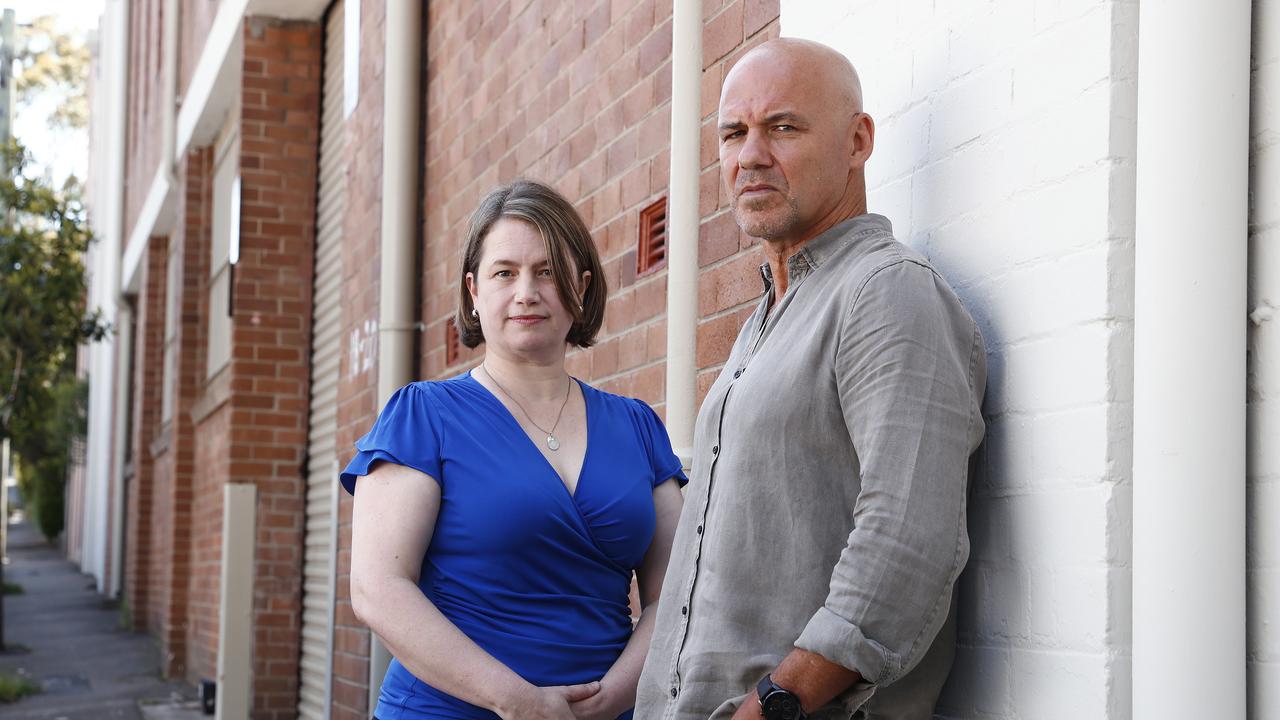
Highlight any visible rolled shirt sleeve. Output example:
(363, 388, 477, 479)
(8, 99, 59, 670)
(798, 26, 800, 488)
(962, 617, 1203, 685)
(795, 259, 986, 685)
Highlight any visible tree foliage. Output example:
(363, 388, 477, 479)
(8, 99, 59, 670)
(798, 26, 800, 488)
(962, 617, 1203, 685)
(14, 15, 90, 131)
(0, 140, 107, 539)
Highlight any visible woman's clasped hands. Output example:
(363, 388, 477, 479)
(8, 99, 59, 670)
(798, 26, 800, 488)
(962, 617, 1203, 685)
(497, 679, 628, 720)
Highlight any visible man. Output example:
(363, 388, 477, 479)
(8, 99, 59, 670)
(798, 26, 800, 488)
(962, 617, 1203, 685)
(635, 39, 987, 720)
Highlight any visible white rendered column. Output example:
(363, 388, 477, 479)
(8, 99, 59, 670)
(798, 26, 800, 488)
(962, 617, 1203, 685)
(1248, 1, 1280, 715)
(1133, 2, 1251, 718)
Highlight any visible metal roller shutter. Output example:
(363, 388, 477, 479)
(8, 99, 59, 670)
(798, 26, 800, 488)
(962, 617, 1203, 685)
(298, 2, 346, 717)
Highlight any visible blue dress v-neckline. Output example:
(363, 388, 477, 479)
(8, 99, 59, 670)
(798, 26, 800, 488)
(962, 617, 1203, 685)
(464, 370, 594, 500)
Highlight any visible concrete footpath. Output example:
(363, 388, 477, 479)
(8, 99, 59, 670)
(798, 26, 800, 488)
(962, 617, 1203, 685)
(0, 514, 199, 719)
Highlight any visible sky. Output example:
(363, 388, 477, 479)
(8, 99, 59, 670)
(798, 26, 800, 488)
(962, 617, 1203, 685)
(6, 0, 105, 187)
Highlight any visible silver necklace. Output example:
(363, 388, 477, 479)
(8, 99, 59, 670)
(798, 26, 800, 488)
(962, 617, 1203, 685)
(482, 364, 572, 451)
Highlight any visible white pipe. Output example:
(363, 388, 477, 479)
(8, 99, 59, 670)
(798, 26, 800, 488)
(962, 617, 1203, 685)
(1132, 2, 1251, 718)
(664, 0, 700, 468)
(1248, 2, 1280, 715)
(370, 0, 422, 707)
(106, 0, 132, 600)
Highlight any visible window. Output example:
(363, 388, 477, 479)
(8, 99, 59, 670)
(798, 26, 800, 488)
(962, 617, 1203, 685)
(208, 110, 239, 378)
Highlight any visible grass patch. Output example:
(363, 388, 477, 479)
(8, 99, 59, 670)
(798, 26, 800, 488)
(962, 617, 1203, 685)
(2, 581, 23, 595)
(117, 596, 133, 631)
(0, 672, 40, 703)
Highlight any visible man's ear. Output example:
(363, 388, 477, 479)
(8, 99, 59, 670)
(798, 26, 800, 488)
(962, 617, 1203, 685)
(851, 112, 875, 167)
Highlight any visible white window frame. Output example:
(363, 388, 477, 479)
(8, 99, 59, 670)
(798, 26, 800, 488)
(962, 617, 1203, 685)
(207, 107, 240, 379)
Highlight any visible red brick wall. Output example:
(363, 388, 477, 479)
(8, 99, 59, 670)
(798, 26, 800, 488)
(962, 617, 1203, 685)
(125, 236, 168, 633)
(222, 18, 323, 718)
(143, 151, 212, 681)
(331, 0, 387, 716)
(127, 16, 322, 712)
(125, 0, 167, 252)
(180, 146, 224, 684)
(188, 398, 228, 683)
(166, 149, 215, 680)
(417, 0, 780, 413)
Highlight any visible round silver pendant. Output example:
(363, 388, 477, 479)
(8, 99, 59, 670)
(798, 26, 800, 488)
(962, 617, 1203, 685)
(546, 435, 561, 451)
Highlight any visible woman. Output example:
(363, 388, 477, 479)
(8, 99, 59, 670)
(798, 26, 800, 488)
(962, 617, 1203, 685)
(342, 180, 686, 720)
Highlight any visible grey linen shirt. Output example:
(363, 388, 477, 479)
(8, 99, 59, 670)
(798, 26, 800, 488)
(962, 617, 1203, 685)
(635, 214, 987, 720)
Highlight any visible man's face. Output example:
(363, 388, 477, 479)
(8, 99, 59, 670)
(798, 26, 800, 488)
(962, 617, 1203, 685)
(718, 54, 858, 243)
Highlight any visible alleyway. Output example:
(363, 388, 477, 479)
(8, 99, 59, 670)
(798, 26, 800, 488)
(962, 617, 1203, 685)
(0, 516, 197, 719)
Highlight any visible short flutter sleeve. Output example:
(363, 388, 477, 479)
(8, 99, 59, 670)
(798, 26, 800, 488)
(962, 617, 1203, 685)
(631, 399, 689, 488)
(340, 383, 443, 494)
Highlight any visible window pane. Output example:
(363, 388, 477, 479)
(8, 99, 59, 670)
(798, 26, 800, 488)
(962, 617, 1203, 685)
(161, 342, 175, 423)
(211, 133, 239, 274)
(207, 267, 231, 377)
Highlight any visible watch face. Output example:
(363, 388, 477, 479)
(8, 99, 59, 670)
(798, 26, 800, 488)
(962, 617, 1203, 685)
(761, 692, 802, 720)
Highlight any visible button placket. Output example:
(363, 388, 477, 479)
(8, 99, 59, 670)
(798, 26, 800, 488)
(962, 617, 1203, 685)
(668, 375, 734, 714)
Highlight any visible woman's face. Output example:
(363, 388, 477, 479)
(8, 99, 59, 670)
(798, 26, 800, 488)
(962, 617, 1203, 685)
(466, 217, 589, 363)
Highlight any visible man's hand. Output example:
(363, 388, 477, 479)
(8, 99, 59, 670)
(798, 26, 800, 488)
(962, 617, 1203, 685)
(729, 690, 761, 720)
(730, 648, 861, 719)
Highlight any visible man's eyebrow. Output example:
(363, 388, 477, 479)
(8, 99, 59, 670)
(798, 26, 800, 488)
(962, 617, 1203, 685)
(716, 112, 805, 131)
(762, 111, 804, 125)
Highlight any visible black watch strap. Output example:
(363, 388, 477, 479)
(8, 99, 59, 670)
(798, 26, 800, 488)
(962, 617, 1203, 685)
(756, 674, 807, 720)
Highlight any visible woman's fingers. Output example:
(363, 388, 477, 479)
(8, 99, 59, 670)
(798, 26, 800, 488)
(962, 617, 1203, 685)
(555, 680, 601, 703)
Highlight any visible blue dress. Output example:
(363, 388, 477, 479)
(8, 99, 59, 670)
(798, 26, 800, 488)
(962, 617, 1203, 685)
(340, 372, 687, 720)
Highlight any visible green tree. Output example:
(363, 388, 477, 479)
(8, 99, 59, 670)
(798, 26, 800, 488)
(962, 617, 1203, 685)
(15, 15, 89, 131)
(0, 141, 107, 444)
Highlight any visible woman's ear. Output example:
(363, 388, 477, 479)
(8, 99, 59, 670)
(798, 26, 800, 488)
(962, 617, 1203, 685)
(466, 272, 478, 302)
(578, 270, 592, 303)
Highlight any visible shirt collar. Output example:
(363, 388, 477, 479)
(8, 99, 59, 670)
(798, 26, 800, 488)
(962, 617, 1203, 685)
(757, 213, 894, 292)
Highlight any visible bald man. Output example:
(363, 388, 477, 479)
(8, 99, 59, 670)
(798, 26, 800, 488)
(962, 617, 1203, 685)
(636, 39, 987, 720)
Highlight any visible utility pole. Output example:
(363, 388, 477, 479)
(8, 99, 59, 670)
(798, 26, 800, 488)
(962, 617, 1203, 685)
(0, 7, 16, 651)
(0, 9, 13, 171)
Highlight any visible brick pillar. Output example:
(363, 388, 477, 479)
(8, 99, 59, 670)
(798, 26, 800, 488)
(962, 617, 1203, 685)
(181, 146, 223, 684)
(233, 17, 321, 719)
(125, 235, 168, 633)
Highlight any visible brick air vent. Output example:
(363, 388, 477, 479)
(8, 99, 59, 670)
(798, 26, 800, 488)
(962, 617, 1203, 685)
(446, 320, 462, 366)
(637, 197, 668, 276)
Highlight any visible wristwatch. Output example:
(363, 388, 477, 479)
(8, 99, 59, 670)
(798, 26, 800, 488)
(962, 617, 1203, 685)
(756, 674, 807, 720)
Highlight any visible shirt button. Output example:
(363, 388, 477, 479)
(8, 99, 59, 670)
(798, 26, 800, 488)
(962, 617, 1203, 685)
(696, 525, 703, 534)
(712, 445, 719, 455)
(670, 687, 678, 698)
(681, 605, 688, 615)
(733, 369, 742, 379)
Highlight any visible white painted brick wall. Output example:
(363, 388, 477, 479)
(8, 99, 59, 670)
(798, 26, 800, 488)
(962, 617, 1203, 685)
(1249, 1, 1279, 716)
(781, 1, 1138, 717)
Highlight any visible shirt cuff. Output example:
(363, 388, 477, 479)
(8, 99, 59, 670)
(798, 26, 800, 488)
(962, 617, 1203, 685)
(795, 606, 902, 686)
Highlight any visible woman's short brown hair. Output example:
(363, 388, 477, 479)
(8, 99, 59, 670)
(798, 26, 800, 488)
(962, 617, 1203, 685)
(456, 180, 608, 349)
